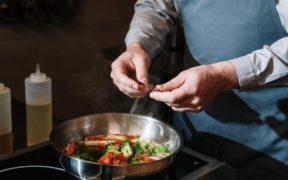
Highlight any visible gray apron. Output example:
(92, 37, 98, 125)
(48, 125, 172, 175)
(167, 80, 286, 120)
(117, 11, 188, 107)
(173, 0, 288, 168)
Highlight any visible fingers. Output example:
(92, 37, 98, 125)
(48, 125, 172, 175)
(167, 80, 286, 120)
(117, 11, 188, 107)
(116, 82, 149, 98)
(150, 75, 187, 102)
(170, 106, 203, 112)
(165, 97, 203, 112)
(155, 76, 183, 92)
(126, 42, 150, 84)
(114, 81, 145, 94)
(110, 48, 150, 98)
(111, 58, 140, 89)
(134, 55, 149, 84)
(150, 86, 203, 112)
(169, 97, 200, 107)
(111, 54, 147, 91)
(111, 70, 143, 90)
(150, 87, 190, 104)
(111, 71, 148, 98)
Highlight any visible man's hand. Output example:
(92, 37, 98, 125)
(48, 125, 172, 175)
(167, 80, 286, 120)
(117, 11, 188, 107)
(149, 61, 239, 112)
(110, 42, 151, 98)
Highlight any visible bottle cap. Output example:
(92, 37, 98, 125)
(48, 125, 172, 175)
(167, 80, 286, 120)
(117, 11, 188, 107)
(30, 64, 47, 82)
(0, 83, 9, 94)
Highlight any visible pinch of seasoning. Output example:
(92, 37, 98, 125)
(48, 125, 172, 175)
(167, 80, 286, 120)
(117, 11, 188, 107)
(144, 81, 158, 92)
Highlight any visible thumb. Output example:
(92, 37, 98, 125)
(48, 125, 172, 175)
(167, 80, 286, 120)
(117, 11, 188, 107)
(156, 76, 183, 91)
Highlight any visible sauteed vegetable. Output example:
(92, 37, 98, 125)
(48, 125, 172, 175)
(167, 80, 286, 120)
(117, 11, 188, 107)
(64, 134, 171, 165)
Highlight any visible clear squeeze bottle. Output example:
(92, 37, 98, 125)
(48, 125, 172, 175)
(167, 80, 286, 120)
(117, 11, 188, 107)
(0, 83, 13, 155)
(25, 64, 52, 146)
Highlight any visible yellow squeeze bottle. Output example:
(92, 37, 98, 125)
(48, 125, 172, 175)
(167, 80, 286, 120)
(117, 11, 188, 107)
(25, 64, 52, 146)
(0, 83, 13, 154)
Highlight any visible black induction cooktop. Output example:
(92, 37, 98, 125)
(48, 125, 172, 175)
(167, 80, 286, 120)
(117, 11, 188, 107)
(1, 97, 236, 180)
(0, 141, 236, 180)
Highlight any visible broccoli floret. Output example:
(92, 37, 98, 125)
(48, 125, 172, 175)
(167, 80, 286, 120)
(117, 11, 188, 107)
(120, 140, 133, 158)
(129, 159, 142, 165)
(148, 142, 171, 156)
(102, 143, 120, 154)
(73, 152, 95, 161)
(134, 140, 149, 154)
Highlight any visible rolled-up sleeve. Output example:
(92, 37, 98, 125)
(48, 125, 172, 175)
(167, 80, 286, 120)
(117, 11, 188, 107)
(231, 37, 288, 90)
(125, 0, 178, 59)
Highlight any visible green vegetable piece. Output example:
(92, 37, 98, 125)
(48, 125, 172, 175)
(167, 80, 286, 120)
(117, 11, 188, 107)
(102, 143, 119, 154)
(73, 152, 95, 161)
(129, 159, 142, 165)
(134, 140, 149, 154)
(120, 140, 133, 158)
(148, 142, 171, 156)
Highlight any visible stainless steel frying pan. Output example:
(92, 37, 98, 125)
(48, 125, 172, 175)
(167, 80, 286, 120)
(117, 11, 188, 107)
(49, 113, 183, 180)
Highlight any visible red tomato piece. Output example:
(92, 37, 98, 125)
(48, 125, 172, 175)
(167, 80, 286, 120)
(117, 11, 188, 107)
(113, 134, 138, 139)
(112, 158, 121, 165)
(114, 153, 128, 163)
(143, 157, 155, 163)
(97, 152, 113, 164)
(113, 154, 128, 165)
(98, 142, 106, 149)
(115, 140, 123, 144)
(126, 135, 138, 139)
(87, 135, 106, 141)
(65, 142, 76, 156)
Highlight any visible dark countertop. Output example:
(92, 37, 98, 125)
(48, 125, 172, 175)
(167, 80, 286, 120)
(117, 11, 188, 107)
(0, 0, 137, 153)
(0, 0, 137, 122)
